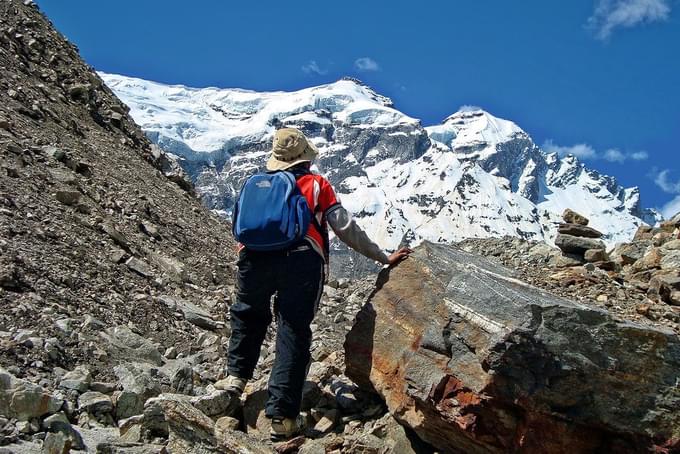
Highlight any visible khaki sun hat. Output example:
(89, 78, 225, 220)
(266, 128, 319, 171)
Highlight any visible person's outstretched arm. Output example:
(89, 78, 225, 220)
(326, 205, 411, 266)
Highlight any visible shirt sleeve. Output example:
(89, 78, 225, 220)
(326, 205, 390, 264)
(315, 176, 339, 214)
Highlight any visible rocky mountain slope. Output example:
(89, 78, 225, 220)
(101, 73, 661, 258)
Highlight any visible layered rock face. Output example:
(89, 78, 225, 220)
(345, 242, 680, 453)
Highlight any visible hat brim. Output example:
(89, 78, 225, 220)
(266, 140, 319, 171)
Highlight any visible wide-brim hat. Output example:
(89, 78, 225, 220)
(266, 128, 319, 171)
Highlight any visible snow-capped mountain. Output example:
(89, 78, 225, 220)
(101, 72, 660, 257)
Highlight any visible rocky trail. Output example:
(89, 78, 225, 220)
(0, 1, 679, 453)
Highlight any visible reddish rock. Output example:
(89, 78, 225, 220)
(584, 249, 608, 262)
(632, 248, 664, 272)
(345, 242, 680, 454)
(594, 260, 618, 271)
(660, 219, 679, 233)
(633, 225, 655, 241)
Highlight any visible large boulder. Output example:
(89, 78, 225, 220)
(345, 242, 680, 454)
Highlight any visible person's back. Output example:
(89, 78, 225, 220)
(217, 128, 410, 441)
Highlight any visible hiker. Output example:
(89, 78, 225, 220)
(216, 127, 411, 441)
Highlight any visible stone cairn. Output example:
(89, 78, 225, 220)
(554, 208, 680, 307)
(554, 208, 612, 270)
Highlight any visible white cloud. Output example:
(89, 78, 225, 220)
(458, 105, 482, 112)
(543, 140, 649, 163)
(652, 169, 680, 219)
(661, 195, 680, 219)
(542, 140, 598, 159)
(588, 0, 671, 40)
(654, 169, 680, 193)
(354, 57, 380, 72)
(301, 60, 327, 76)
(630, 151, 649, 160)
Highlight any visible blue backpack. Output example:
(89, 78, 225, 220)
(232, 171, 312, 251)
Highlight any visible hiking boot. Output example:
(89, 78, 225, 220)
(270, 416, 303, 441)
(214, 375, 247, 395)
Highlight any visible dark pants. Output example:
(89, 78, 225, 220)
(227, 243, 324, 418)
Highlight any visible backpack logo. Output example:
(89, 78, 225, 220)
(232, 171, 312, 251)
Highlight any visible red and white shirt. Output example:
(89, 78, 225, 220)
(296, 173, 340, 260)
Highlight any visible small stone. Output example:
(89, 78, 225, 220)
(632, 248, 664, 272)
(42, 431, 71, 454)
(660, 219, 679, 232)
(81, 315, 105, 331)
(164, 347, 178, 359)
(653, 232, 673, 247)
(89, 381, 117, 394)
(324, 285, 338, 299)
(558, 223, 603, 239)
(662, 239, 680, 251)
(594, 261, 617, 271)
(313, 409, 338, 434)
(274, 435, 307, 454)
(13, 329, 35, 343)
(0, 118, 10, 130)
(43, 146, 67, 162)
(562, 208, 589, 226)
(78, 391, 113, 414)
(139, 221, 160, 239)
(190, 390, 235, 417)
(45, 338, 62, 360)
(110, 249, 127, 264)
(74, 161, 92, 177)
(24, 337, 44, 349)
(636, 303, 652, 316)
(201, 334, 219, 348)
(42, 412, 69, 431)
(110, 111, 124, 123)
(55, 190, 81, 206)
(633, 225, 655, 241)
(59, 366, 91, 393)
(125, 257, 154, 278)
(214, 415, 240, 434)
(584, 249, 607, 262)
(68, 83, 91, 101)
(660, 251, 680, 270)
(670, 291, 680, 306)
(101, 223, 131, 251)
(596, 295, 609, 303)
(16, 420, 33, 433)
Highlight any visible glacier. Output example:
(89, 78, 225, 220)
(101, 72, 661, 259)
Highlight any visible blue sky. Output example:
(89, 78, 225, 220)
(37, 0, 680, 217)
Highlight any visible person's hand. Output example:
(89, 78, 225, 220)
(387, 247, 412, 266)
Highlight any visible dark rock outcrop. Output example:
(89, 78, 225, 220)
(345, 242, 680, 453)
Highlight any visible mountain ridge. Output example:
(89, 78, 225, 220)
(100, 72, 661, 258)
